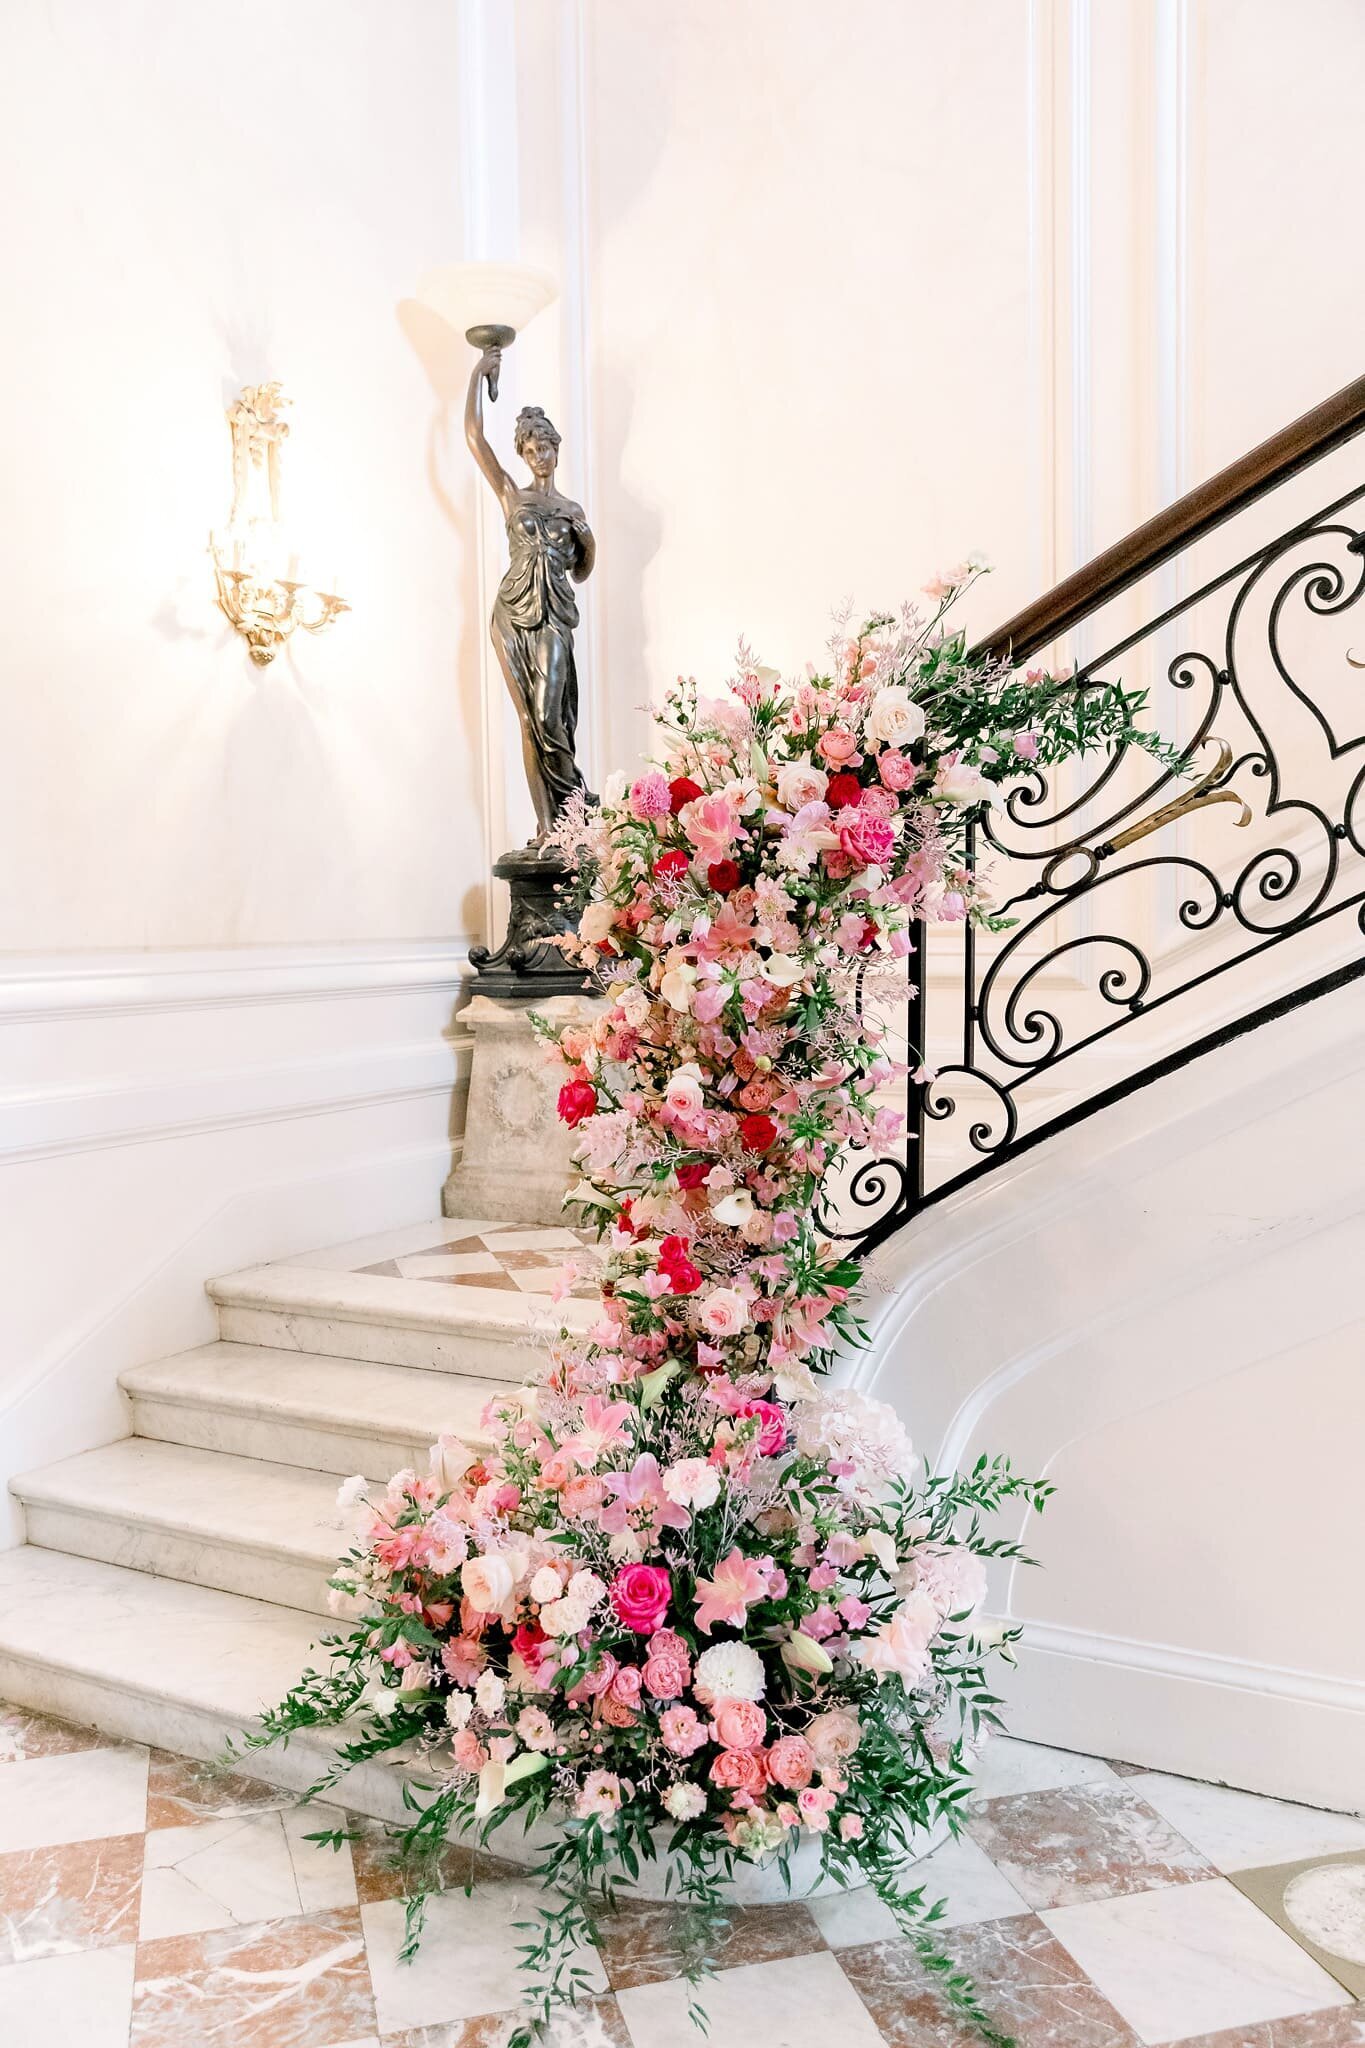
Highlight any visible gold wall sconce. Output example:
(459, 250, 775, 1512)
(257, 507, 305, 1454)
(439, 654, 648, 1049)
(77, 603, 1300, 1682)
(210, 382, 348, 666)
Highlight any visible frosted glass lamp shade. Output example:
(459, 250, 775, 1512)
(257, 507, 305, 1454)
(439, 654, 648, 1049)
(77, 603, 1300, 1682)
(416, 262, 557, 343)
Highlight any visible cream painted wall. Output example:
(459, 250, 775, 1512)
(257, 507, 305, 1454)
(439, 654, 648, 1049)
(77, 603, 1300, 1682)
(0, 0, 487, 952)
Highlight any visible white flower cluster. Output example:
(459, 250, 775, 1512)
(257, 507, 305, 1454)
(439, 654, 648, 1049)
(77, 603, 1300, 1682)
(792, 1387, 916, 1487)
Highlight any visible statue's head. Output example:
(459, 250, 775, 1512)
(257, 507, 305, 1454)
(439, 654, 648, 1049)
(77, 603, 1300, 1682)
(515, 405, 561, 483)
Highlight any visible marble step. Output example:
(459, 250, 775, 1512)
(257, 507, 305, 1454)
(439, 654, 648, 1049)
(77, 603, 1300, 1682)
(0, 1546, 421, 1828)
(11, 1439, 352, 1616)
(208, 1256, 597, 1378)
(122, 1341, 513, 1483)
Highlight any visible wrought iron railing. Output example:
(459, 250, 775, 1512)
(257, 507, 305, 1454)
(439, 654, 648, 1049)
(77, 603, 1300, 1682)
(820, 374, 1365, 1258)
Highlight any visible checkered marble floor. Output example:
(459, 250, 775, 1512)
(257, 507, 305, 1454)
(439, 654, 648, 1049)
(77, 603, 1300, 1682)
(2, 1705, 1363, 2048)
(349, 1223, 605, 1300)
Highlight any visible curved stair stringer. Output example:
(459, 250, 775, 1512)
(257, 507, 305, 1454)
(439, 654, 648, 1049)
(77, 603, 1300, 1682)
(846, 966, 1365, 1810)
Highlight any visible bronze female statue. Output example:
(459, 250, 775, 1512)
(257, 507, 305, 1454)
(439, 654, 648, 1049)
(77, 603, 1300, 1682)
(465, 343, 595, 841)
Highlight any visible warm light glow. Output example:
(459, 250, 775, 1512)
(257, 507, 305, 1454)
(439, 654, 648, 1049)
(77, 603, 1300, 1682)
(415, 261, 557, 341)
(209, 383, 348, 667)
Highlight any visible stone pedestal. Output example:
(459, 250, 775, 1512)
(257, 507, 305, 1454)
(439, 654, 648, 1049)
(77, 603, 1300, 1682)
(442, 993, 603, 1227)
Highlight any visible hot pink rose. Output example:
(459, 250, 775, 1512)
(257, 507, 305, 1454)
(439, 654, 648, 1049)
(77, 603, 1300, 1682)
(838, 811, 896, 865)
(712, 1697, 767, 1751)
(738, 1399, 787, 1457)
(709, 1747, 769, 1795)
(659, 1704, 708, 1756)
(610, 1562, 672, 1633)
(766, 1735, 816, 1789)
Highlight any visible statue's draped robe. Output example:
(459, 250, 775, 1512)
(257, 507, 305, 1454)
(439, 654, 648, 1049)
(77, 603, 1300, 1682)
(492, 498, 588, 822)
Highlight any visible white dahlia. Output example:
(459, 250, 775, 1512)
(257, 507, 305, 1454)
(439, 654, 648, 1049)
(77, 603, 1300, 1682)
(693, 1640, 767, 1704)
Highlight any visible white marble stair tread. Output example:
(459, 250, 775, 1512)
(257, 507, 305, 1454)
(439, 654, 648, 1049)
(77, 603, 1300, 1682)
(121, 1341, 513, 1479)
(209, 1259, 598, 1335)
(11, 1438, 349, 1613)
(0, 1549, 448, 1828)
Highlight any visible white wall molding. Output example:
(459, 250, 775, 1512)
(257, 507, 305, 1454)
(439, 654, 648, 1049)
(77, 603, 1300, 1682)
(0, 941, 474, 1023)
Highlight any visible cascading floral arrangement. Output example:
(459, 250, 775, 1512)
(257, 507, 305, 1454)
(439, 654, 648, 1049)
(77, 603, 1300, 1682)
(250, 568, 1170, 2047)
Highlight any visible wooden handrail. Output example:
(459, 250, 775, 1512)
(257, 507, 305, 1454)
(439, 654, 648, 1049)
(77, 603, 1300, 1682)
(975, 372, 1365, 667)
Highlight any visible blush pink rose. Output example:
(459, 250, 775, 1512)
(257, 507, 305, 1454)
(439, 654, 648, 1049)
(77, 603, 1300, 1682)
(642, 1629, 691, 1699)
(817, 728, 858, 765)
(877, 749, 916, 791)
(712, 1697, 767, 1751)
(709, 1747, 769, 1795)
(610, 1563, 672, 1633)
(766, 1735, 816, 1790)
(659, 1705, 708, 1756)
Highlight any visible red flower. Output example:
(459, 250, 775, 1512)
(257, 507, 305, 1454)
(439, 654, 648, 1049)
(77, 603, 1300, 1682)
(658, 1233, 704, 1295)
(668, 776, 703, 814)
(557, 1077, 598, 1127)
(512, 1620, 550, 1672)
(825, 770, 864, 810)
(707, 858, 741, 893)
(675, 1161, 709, 1190)
(739, 1112, 778, 1152)
(653, 848, 691, 880)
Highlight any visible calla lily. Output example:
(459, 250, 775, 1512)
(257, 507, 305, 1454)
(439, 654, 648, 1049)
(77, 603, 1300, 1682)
(781, 1630, 835, 1676)
(864, 1528, 898, 1573)
(476, 1749, 548, 1819)
(640, 1359, 682, 1409)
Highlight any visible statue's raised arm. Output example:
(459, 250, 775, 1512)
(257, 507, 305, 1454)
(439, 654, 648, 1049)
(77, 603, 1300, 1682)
(465, 346, 515, 510)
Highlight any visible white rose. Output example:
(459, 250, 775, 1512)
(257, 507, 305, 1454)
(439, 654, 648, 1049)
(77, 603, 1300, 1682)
(697, 1286, 749, 1337)
(775, 760, 828, 812)
(530, 1565, 564, 1604)
(710, 1188, 755, 1229)
(665, 1063, 705, 1114)
(462, 1552, 515, 1617)
(579, 900, 618, 945)
(865, 686, 926, 747)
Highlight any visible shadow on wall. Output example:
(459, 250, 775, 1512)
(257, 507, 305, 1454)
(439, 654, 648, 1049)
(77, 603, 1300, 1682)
(397, 295, 488, 939)
(592, 358, 662, 780)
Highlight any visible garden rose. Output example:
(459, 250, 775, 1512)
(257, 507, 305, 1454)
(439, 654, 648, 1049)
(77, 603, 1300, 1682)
(774, 760, 827, 811)
(767, 1736, 816, 1790)
(642, 1631, 691, 1698)
(709, 1747, 768, 1796)
(824, 770, 863, 810)
(698, 1287, 749, 1337)
(462, 1553, 515, 1618)
(668, 774, 703, 813)
(708, 858, 741, 892)
(877, 748, 916, 791)
(557, 1077, 598, 1127)
(737, 1399, 787, 1456)
(610, 1562, 672, 1633)
(866, 685, 926, 747)
(712, 1697, 767, 1750)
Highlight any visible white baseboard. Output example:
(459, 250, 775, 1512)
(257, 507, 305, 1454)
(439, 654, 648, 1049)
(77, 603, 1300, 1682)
(1004, 1619, 1365, 1812)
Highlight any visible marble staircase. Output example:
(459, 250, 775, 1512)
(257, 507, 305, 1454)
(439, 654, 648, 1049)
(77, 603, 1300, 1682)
(0, 1217, 598, 1826)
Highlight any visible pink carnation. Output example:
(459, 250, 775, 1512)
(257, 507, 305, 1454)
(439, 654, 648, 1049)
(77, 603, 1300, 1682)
(660, 1705, 708, 1756)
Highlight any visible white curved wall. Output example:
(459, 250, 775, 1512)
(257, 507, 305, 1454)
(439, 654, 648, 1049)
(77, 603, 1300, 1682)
(853, 973, 1365, 1811)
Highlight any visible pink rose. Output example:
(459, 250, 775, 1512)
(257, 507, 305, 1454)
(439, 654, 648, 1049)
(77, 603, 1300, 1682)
(610, 1562, 673, 1633)
(766, 1735, 816, 1790)
(642, 1629, 692, 1699)
(840, 1813, 865, 1841)
(738, 1399, 787, 1457)
(1013, 731, 1040, 760)
(659, 1704, 708, 1756)
(797, 1785, 837, 1832)
(837, 811, 895, 865)
(817, 728, 858, 765)
(877, 749, 916, 791)
(566, 1651, 617, 1704)
(709, 1747, 769, 1795)
(712, 1697, 767, 1751)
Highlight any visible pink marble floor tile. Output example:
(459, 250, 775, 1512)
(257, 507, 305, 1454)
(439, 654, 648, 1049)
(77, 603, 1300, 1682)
(380, 1994, 631, 2045)
(965, 1785, 1214, 1909)
(349, 1820, 521, 1907)
(0, 1703, 107, 1763)
(591, 1897, 825, 1990)
(145, 1749, 293, 1829)
(131, 1904, 375, 2048)
(0, 1833, 143, 1962)
(836, 1913, 1142, 2047)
